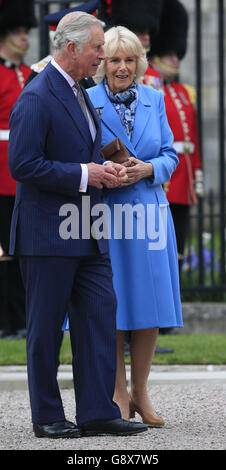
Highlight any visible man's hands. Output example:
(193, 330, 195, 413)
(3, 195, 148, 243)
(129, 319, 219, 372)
(121, 157, 154, 186)
(87, 158, 153, 189)
(87, 161, 128, 189)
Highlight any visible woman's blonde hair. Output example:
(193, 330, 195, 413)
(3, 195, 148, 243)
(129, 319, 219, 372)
(94, 26, 148, 85)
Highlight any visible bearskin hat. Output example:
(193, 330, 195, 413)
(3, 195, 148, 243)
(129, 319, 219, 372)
(0, 0, 37, 38)
(150, 0, 188, 60)
(98, 0, 164, 36)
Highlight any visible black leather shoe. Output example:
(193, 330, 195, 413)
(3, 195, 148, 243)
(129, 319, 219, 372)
(79, 418, 148, 436)
(33, 420, 81, 438)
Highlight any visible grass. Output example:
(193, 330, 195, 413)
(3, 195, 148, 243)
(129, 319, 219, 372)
(149, 334, 226, 365)
(0, 334, 226, 366)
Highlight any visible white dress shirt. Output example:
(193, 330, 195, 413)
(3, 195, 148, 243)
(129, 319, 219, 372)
(51, 58, 97, 192)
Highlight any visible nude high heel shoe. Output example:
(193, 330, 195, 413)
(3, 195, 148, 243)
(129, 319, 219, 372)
(129, 397, 165, 427)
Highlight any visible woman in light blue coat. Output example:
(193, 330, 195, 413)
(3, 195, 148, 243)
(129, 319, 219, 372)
(87, 26, 183, 426)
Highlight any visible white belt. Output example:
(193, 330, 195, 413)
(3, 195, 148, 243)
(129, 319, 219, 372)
(0, 130, 10, 140)
(174, 141, 195, 154)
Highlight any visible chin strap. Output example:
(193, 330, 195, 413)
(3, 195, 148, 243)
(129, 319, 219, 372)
(152, 56, 179, 75)
(5, 36, 28, 55)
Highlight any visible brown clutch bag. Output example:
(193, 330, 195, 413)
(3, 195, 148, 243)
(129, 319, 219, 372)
(101, 137, 130, 164)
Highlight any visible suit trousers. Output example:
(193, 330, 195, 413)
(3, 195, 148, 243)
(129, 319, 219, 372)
(19, 254, 121, 425)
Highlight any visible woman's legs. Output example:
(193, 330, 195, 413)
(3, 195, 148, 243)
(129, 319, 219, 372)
(113, 330, 130, 419)
(130, 328, 160, 415)
(114, 328, 161, 421)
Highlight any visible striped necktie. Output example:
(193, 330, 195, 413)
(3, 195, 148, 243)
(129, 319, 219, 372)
(73, 82, 89, 124)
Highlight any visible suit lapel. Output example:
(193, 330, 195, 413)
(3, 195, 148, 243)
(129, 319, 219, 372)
(82, 86, 100, 129)
(82, 87, 102, 160)
(46, 63, 94, 150)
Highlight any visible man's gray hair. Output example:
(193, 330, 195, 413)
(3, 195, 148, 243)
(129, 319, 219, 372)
(53, 11, 102, 53)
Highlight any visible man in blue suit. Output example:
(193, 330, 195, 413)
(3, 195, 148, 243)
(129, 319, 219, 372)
(8, 11, 147, 438)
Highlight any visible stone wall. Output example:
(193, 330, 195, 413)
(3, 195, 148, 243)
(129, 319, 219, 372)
(180, 302, 226, 334)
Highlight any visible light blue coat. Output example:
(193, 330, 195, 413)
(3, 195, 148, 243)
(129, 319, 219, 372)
(87, 82, 183, 330)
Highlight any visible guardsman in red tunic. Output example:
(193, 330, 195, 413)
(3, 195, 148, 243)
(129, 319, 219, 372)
(148, 0, 203, 273)
(0, 0, 36, 338)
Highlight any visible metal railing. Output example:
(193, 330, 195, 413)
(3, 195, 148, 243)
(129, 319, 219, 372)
(188, 0, 226, 295)
(181, 191, 226, 296)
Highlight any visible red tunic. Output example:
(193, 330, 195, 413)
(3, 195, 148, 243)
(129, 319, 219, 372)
(163, 82, 202, 205)
(0, 61, 31, 195)
(142, 67, 202, 205)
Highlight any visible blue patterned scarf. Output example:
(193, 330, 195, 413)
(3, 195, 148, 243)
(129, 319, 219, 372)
(104, 78, 138, 139)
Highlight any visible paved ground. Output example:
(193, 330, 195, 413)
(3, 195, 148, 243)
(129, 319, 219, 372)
(0, 365, 226, 452)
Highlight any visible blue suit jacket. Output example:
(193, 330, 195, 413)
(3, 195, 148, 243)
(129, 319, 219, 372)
(8, 62, 108, 256)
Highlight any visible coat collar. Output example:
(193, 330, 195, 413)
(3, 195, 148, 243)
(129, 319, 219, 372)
(45, 62, 100, 150)
(91, 82, 152, 154)
(132, 86, 152, 148)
